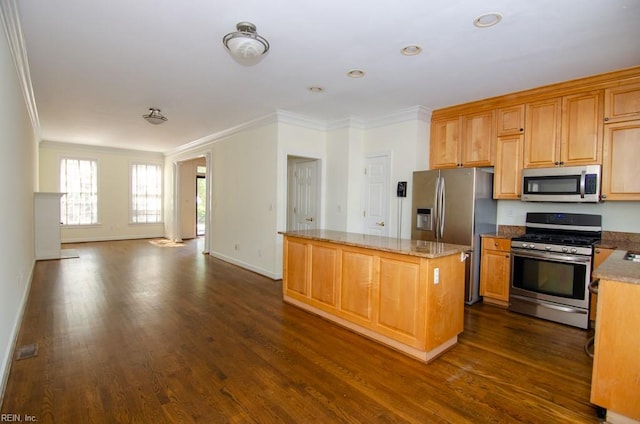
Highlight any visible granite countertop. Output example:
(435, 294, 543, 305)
(592, 233, 640, 284)
(480, 233, 514, 240)
(592, 249, 640, 285)
(280, 229, 470, 259)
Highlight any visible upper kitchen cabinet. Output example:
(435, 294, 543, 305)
(496, 104, 525, 136)
(430, 117, 461, 169)
(604, 82, 640, 123)
(523, 91, 603, 168)
(430, 111, 494, 169)
(561, 91, 604, 165)
(461, 110, 495, 167)
(601, 120, 640, 201)
(523, 98, 561, 168)
(493, 134, 524, 199)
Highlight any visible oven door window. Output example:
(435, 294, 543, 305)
(512, 254, 587, 300)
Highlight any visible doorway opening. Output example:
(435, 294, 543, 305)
(287, 156, 320, 231)
(174, 155, 210, 254)
(196, 166, 206, 236)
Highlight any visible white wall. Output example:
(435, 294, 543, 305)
(360, 118, 430, 239)
(0, 27, 37, 404)
(211, 123, 279, 277)
(325, 127, 350, 231)
(39, 142, 165, 242)
(166, 118, 281, 278)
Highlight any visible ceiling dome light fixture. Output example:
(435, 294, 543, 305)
(347, 69, 365, 78)
(401, 45, 422, 56)
(473, 12, 503, 28)
(223, 22, 270, 66)
(308, 86, 324, 93)
(142, 108, 167, 125)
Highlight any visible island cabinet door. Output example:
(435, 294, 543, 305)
(338, 248, 376, 326)
(374, 254, 426, 348)
(308, 243, 341, 310)
(283, 237, 309, 299)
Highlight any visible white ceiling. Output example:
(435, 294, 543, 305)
(16, 0, 640, 153)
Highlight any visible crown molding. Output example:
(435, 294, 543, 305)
(167, 105, 431, 156)
(0, 0, 40, 139)
(364, 105, 432, 129)
(326, 117, 367, 131)
(165, 112, 280, 156)
(275, 110, 328, 131)
(39, 140, 164, 158)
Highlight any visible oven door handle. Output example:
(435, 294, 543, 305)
(511, 294, 588, 314)
(510, 249, 592, 264)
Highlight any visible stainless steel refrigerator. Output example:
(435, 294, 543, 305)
(411, 168, 497, 304)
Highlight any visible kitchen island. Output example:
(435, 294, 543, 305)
(281, 229, 469, 362)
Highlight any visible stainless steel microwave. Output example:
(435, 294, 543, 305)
(521, 165, 601, 202)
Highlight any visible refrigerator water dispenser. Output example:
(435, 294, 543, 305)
(416, 208, 432, 230)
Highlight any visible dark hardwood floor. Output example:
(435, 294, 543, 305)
(1, 238, 601, 423)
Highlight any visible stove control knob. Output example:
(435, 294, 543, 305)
(529, 244, 536, 249)
(562, 247, 569, 253)
(570, 248, 578, 254)
(521, 243, 529, 248)
(545, 246, 552, 251)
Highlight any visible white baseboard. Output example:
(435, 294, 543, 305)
(0, 259, 35, 408)
(209, 252, 282, 280)
(61, 233, 165, 243)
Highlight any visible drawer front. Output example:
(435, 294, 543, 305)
(483, 237, 511, 252)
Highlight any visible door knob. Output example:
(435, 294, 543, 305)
(376, 221, 385, 226)
(305, 217, 314, 222)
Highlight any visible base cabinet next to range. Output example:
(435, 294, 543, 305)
(282, 236, 466, 362)
(479, 236, 511, 306)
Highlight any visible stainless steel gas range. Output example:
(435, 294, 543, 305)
(509, 212, 602, 329)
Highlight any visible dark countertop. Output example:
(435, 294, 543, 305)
(280, 229, 470, 259)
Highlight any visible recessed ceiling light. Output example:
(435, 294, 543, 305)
(347, 69, 365, 78)
(473, 12, 502, 28)
(308, 86, 324, 93)
(401, 45, 422, 56)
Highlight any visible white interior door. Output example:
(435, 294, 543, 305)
(288, 158, 319, 231)
(364, 154, 390, 236)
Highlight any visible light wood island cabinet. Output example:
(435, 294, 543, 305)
(282, 230, 468, 363)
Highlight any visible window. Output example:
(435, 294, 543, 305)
(131, 163, 162, 223)
(60, 158, 98, 225)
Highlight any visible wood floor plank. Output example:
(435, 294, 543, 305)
(1, 238, 601, 423)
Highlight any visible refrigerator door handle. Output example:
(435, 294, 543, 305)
(439, 178, 446, 238)
(434, 176, 441, 239)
